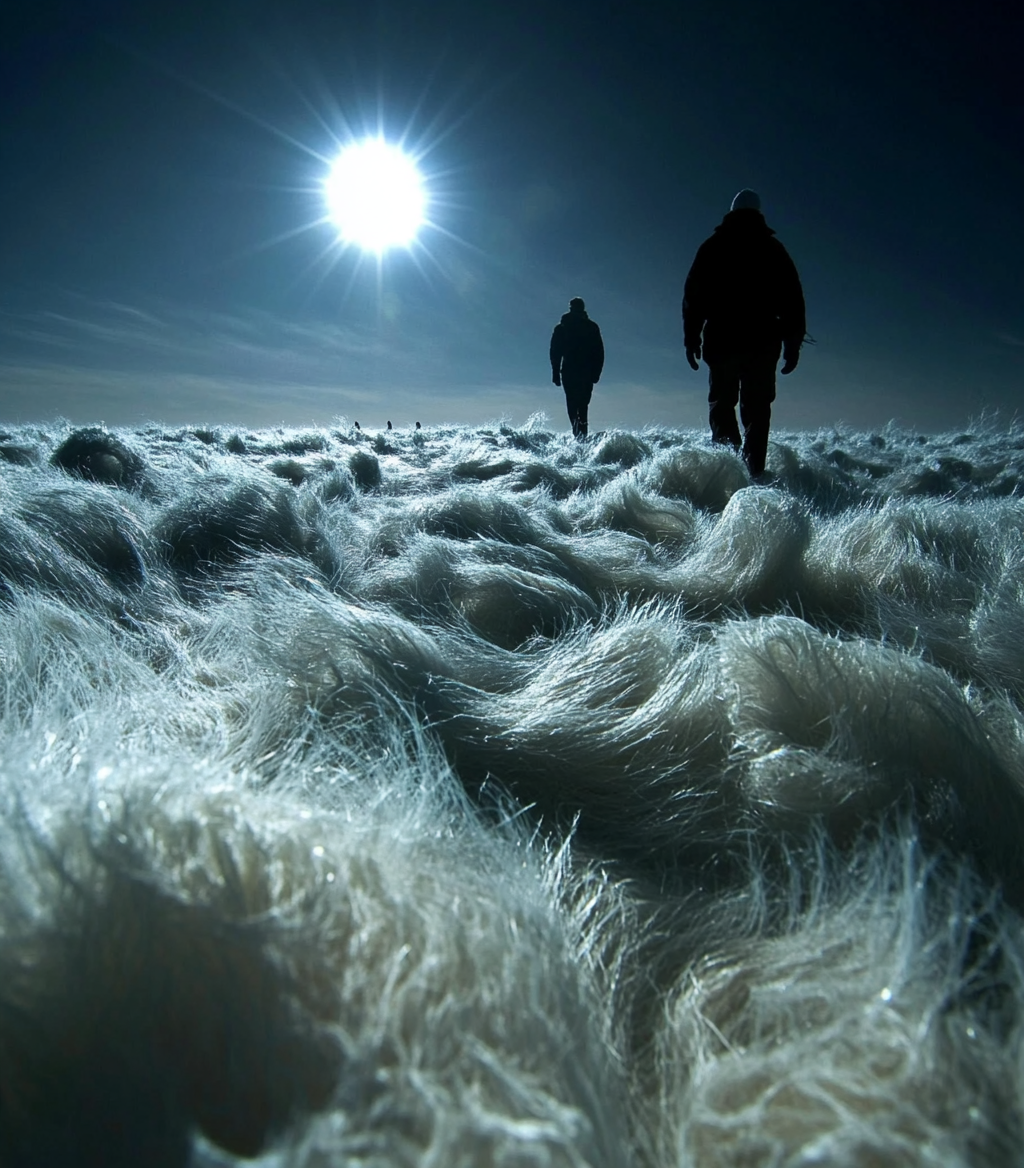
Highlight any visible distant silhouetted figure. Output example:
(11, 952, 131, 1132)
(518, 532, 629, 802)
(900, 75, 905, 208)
(415, 421, 421, 430)
(683, 190, 806, 477)
(550, 297, 604, 439)
(354, 421, 361, 431)
(387, 420, 393, 430)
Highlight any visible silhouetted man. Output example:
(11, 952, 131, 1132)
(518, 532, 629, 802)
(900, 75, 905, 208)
(683, 190, 806, 477)
(550, 297, 604, 439)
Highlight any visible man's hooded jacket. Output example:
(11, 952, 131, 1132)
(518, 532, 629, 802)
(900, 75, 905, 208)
(550, 306, 605, 384)
(683, 208, 805, 363)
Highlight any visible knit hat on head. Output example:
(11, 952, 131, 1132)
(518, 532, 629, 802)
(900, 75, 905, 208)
(568, 297, 586, 310)
(730, 189, 762, 212)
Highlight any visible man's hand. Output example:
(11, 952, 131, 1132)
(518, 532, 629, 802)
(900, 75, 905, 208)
(686, 344, 701, 371)
(552, 371, 561, 387)
(780, 349, 799, 375)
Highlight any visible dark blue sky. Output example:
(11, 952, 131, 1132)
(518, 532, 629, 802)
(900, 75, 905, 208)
(1, 0, 1021, 432)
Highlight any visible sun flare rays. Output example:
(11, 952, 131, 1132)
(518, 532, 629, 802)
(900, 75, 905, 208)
(324, 138, 427, 254)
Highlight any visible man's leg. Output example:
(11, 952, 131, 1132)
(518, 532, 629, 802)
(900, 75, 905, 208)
(738, 357, 777, 477)
(563, 379, 593, 439)
(708, 361, 742, 450)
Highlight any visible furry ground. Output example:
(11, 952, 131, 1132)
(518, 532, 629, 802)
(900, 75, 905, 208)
(1, 414, 1023, 1166)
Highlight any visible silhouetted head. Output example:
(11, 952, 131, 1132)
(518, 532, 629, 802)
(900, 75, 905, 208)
(730, 189, 762, 212)
(568, 297, 586, 312)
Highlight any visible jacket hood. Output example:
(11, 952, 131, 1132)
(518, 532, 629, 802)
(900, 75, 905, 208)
(561, 308, 590, 324)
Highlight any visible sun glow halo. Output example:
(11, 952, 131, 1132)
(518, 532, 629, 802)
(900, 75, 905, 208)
(324, 138, 426, 253)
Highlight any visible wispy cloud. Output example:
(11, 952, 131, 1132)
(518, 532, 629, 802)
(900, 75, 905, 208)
(0, 359, 612, 430)
(0, 298, 389, 381)
(0, 361, 433, 428)
(0, 288, 701, 428)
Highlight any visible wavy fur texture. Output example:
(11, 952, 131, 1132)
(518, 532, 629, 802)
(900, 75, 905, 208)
(0, 416, 1023, 1165)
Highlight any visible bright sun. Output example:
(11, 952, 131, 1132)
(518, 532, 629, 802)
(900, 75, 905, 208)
(324, 138, 426, 253)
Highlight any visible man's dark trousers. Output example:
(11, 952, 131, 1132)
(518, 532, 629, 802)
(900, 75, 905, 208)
(707, 354, 777, 476)
(562, 377, 594, 439)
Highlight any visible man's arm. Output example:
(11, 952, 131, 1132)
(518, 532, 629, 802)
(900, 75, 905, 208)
(549, 325, 563, 385)
(779, 250, 806, 346)
(774, 242, 806, 374)
(682, 245, 709, 368)
(592, 325, 605, 383)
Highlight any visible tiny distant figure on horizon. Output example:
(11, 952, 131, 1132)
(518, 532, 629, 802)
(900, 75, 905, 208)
(387, 420, 393, 430)
(683, 190, 806, 477)
(549, 297, 605, 439)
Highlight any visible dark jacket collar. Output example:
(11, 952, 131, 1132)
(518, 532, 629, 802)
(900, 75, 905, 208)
(716, 208, 776, 235)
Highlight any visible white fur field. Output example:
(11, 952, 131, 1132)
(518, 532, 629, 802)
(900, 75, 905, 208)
(1, 415, 1023, 1167)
